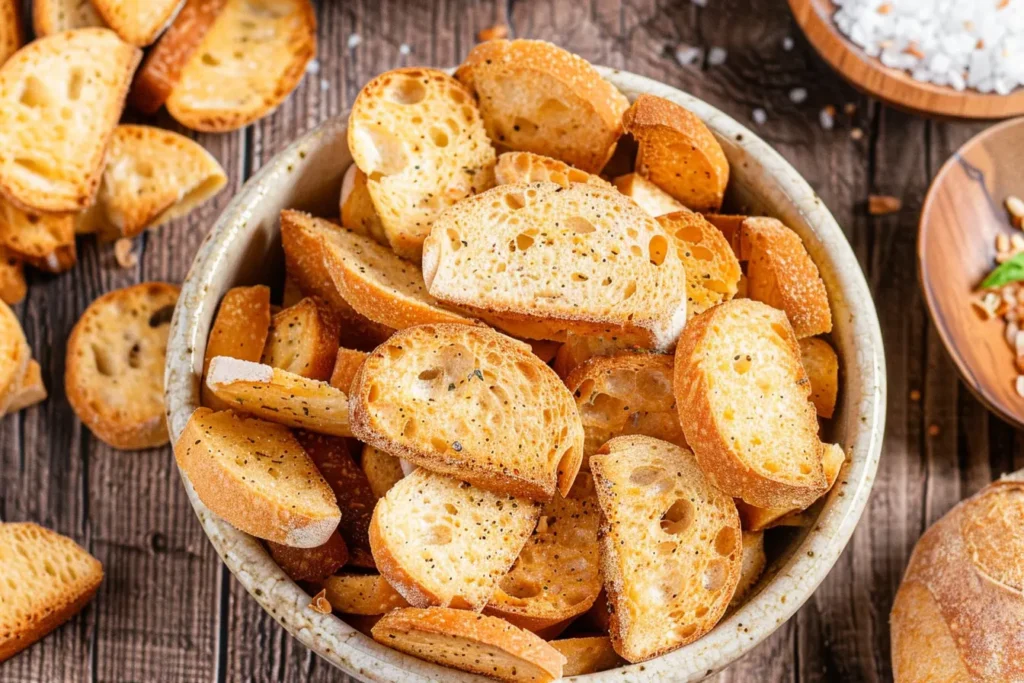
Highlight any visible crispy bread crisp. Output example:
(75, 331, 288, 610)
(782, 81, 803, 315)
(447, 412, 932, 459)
(91, 0, 183, 46)
(550, 636, 625, 676)
(261, 296, 339, 381)
(799, 336, 839, 419)
(0, 0, 22, 67)
(321, 573, 408, 615)
(201, 285, 271, 411)
(267, 533, 348, 583)
(339, 163, 388, 246)
(613, 173, 687, 217)
(6, 360, 47, 415)
(361, 443, 404, 499)
(32, 0, 105, 36)
(0, 199, 76, 271)
(657, 210, 741, 319)
(729, 531, 766, 609)
(494, 151, 610, 188)
(0, 246, 25, 305)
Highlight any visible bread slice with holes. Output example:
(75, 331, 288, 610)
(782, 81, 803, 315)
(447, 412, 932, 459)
(361, 444, 405, 499)
(590, 435, 742, 663)
(613, 173, 688, 217)
(350, 323, 584, 500)
(0, 0, 22, 67)
(201, 285, 271, 411)
(340, 163, 388, 246)
(321, 573, 409, 615)
(267, 532, 348, 583)
(261, 296, 339, 381)
(65, 282, 178, 450)
(317, 215, 479, 330)
(370, 468, 542, 610)
(165, 0, 315, 132)
(565, 353, 685, 460)
(658, 210, 741, 319)
(494, 151, 610, 188)
(92, 0, 183, 46)
(0, 199, 76, 269)
(372, 607, 566, 683)
(799, 337, 838, 418)
(32, 0, 105, 37)
(486, 472, 601, 635)
(6, 360, 47, 414)
(0, 246, 25, 305)
(174, 407, 341, 547)
(550, 636, 625, 677)
(330, 347, 368, 394)
(622, 94, 729, 212)
(0, 28, 140, 213)
(738, 217, 832, 338)
(348, 67, 496, 260)
(674, 299, 827, 509)
(423, 182, 689, 351)
(205, 356, 352, 437)
(0, 523, 103, 663)
(80, 124, 226, 239)
(456, 39, 629, 174)
(729, 531, 766, 609)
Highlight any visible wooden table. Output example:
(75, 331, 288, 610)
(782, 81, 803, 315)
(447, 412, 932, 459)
(2, 1, 1019, 681)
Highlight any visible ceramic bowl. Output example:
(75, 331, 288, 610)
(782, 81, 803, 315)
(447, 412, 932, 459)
(165, 67, 886, 682)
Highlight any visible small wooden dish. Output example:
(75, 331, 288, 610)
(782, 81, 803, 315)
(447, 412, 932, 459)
(789, 0, 1024, 119)
(919, 117, 1024, 428)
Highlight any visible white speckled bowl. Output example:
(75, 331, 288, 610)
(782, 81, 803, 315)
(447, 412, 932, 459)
(165, 68, 886, 682)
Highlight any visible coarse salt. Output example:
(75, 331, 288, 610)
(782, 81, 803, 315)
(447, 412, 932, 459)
(708, 47, 728, 66)
(673, 44, 704, 67)
(752, 108, 767, 125)
(789, 87, 808, 103)
(347, 33, 362, 49)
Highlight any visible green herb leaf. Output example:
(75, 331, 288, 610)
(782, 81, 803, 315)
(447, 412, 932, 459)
(981, 252, 1024, 289)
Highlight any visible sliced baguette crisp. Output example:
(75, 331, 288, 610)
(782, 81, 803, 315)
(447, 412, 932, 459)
(674, 299, 827, 509)
(0, 300, 29, 413)
(339, 163, 387, 246)
(658, 210, 741, 318)
(260, 296, 339, 381)
(729, 531, 766, 609)
(348, 67, 496, 260)
(702, 213, 745, 254)
(32, 0, 105, 36)
(494, 151, 611, 188)
(552, 333, 641, 380)
(486, 473, 602, 634)
(566, 353, 685, 460)
(423, 182, 689, 351)
(361, 444, 404, 499)
(80, 124, 226, 239)
(6, 360, 47, 414)
(205, 356, 352, 437)
(65, 282, 178, 449)
(739, 217, 832, 338)
(129, 0, 227, 113)
(350, 323, 584, 500)
(200, 285, 271, 411)
(549, 636, 625, 677)
(267, 532, 348, 583)
(590, 435, 742, 663)
(622, 94, 730, 212)
(165, 0, 316, 132)
(0, 246, 25, 305)
(0, 0, 22, 67)
(370, 468, 542, 610)
(0, 199, 76, 268)
(372, 607, 566, 683)
(174, 407, 341, 547)
(0, 523, 103, 663)
(0, 28, 141, 213)
(613, 173, 688, 217)
(799, 336, 839, 419)
(456, 39, 629, 174)
(321, 573, 408, 615)
(329, 347, 368, 394)
(92, 0, 183, 46)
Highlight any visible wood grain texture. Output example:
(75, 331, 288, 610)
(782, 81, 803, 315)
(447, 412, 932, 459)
(0, 1, 1019, 682)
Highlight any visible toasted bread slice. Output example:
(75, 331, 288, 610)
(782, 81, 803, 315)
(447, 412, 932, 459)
(494, 151, 610, 188)
(622, 94, 729, 212)
(552, 333, 640, 379)
(321, 573, 408, 615)
(658, 210, 741, 318)
(799, 337, 839, 419)
(566, 353, 685, 460)
(739, 217, 832, 338)
(316, 215, 478, 329)
(280, 209, 395, 351)
(82, 124, 226, 239)
(205, 356, 352, 437)
(0, 299, 28, 412)
(373, 607, 566, 683)
(128, 0, 227, 113)
(267, 532, 348, 583)
(702, 213, 745, 254)
(329, 347, 368, 394)
(0, 247, 25, 305)
(0, 523, 103, 663)
(201, 285, 271, 411)
(348, 67, 496, 260)
(456, 39, 629, 174)
(674, 299, 827, 509)
(486, 473, 601, 634)
(92, 0, 182, 46)
(729, 531, 766, 609)
(350, 323, 584, 500)
(0, 0, 22, 67)
(370, 468, 542, 610)
(591, 436, 742, 663)
(6, 360, 47, 414)
(260, 296, 339, 381)
(736, 442, 845, 531)
(296, 431, 375, 567)
(165, 0, 315, 132)
(613, 173, 688, 217)
(174, 408, 341, 547)
(339, 163, 387, 246)
(527, 339, 559, 363)
(32, 0, 105, 36)
(361, 444, 404, 499)
(0, 28, 140, 213)
(423, 182, 689, 351)
(65, 282, 178, 449)
(0, 198, 75, 265)
(550, 636, 624, 676)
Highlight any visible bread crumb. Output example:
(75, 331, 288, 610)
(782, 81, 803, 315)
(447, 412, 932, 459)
(868, 194, 901, 215)
(752, 108, 767, 125)
(347, 33, 362, 49)
(850, 127, 864, 140)
(114, 239, 137, 269)
(310, 589, 331, 614)
(477, 24, 508, 42)
(909, 389, 921, 402)
(927, 423, 940, 437)
(789, 87, 807, 104)
(708, 47, 728, 66)
(782, 36, 794, 51)
(819, 105, 836, 130)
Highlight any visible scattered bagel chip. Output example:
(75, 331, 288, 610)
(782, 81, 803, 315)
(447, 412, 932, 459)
(321, 573, 409, 615)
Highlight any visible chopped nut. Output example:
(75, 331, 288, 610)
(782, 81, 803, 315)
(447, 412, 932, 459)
(114, 238, 138, 269)
(868, 194, 902, 215)
(997, 233, 1011, 253)
(477, 24, 508, 42)
(309, 589, 332, 614)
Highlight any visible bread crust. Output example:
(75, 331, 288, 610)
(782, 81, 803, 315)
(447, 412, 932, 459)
(92, 0, 184, 46)
(657, 210, 741, 319)
(799, 336, 839, 418)
(494, 151, 611, 188)
(549, 636, 624, 676)
(261, 296, 339, 381)
(0, 0, 22, 67)
(320, 573, 409, 615)
(266, 532, 348, 583)
(0, 246, 25, 305)
(32, 0, 105, 37)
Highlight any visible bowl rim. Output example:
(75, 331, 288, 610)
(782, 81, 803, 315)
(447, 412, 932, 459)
(165, 66, 886, 682)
